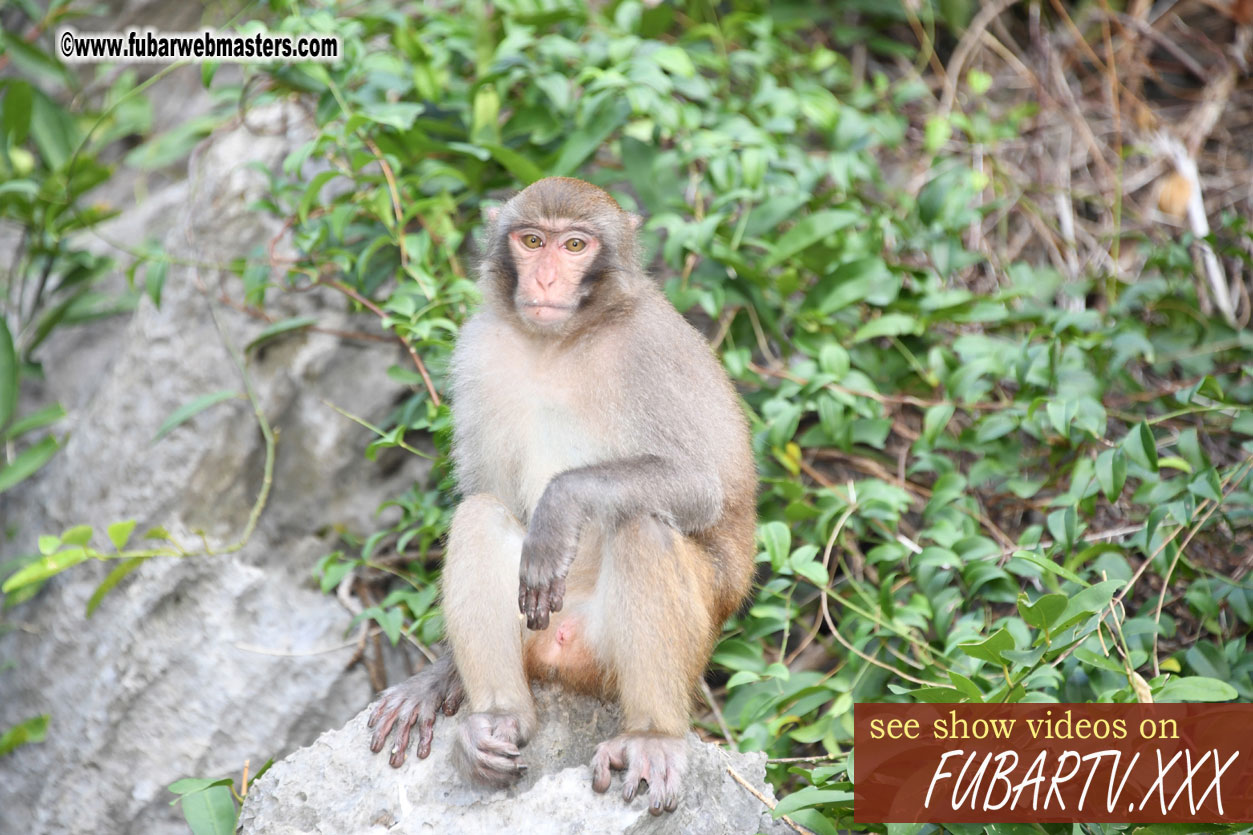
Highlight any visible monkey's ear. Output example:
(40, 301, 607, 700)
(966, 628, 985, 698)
(483, 205, 501, 225)
(626, 212, 643, 231)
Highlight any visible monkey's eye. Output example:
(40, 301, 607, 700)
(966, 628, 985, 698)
(565, 238, 586, 252)
(521, 234, 543, 249)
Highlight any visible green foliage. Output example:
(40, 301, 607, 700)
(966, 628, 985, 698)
(168, 760, 271, 835)
(0, 11, 154, 497)
(0, 713, 48, 756)
(168, 779, 237, 835)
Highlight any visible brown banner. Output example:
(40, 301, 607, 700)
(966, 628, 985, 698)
(855, 703, 1253, 823)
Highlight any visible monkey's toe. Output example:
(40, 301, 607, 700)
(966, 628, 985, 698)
(366, 659, 462, 766)
(588, 734, 686, 813)
(455, 712, 529, 787)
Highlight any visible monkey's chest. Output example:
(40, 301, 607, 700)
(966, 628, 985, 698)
(478, 381, 610, 518)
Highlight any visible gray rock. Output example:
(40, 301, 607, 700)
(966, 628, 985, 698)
(238, 686, 791, 835)
(0, 100, 425, 834)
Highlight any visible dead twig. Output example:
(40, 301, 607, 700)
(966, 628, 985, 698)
(725, 765, 818, 835)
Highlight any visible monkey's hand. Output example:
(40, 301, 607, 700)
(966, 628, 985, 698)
(518, 494, 580, 630)
(591, 734, 687, 815)
(366, 654, 464, 767)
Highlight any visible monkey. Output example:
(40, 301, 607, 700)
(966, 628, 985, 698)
(366, 176, 757, 815)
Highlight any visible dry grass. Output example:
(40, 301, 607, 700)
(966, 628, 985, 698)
(887, 0, 1253, 326)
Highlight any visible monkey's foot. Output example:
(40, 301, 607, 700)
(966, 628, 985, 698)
(590, 733, 686, 815)
(366, 656, 463, 767)
(454, 712, 528, 787)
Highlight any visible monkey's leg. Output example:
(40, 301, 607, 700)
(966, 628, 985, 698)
(587, 516, 716, 814)
(441, 493, 534, 786)
(367, 652, 464, 767)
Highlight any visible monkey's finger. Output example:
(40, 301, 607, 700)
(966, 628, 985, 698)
(662, 764, 682, 812)
(521, 583, 540, 627)
(477, 753, 528, 777)
(591, 753, 613, 793)
(367, 698, 386, 729)
(398, 704, 423, 747)
(622, 755, 649, 803)
(369, 704, 402, 753)
(389, 706, 422, 767)
(646, 749, 668, 815)
(416, 713, 437, 760)
(528, 588, 551, 630)
(442, 686, 465, 716)
(549, 577, 566, 613)
(478, 735, 522, 758)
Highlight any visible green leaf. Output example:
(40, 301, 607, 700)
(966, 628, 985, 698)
(29, 87, 81, 169)
(772, 786, 854, 818)
(2, 79, 34, 144)
(947, 671, 983, 701)
(1054, 579, 1123, 631)
(1074, 647, 1125, 674)
(1187, 468, 1223, 503)
(651, 45, 696, 77)
(958, 627, 1014, 665)
(153, 390, 240, 442)
(169, 778, 234, 797)
(0, 32, 73, 89)
(852, 313, 919, 343)
(0, 179, 38, 198)
(967, 69, 993, 95)
(177, 784, 238, 835)
(368, 606, 403, 645)
(1047, 507, 1077, 550)
(61, 525, 92, 546)
(923, 115, 951, 153)
(145, 259, 168, 307)
(86, 557, 146, 617)
(712, 637, 764, 673)
(818, 343, 850, 379)
(761, 209, 860, 269)
(470, 86, 501, 145)
(1096, 447, 1127, 502)
(759, 521, 791, 570)
(480, 143, 544, 185)
(0, 714, 48, 756)
(245, 316, 318, 353)
(3, 402, 65, 441)
(298, 170, 340, 222)
(359, 101, 423, 130)
(0, 435, 60, 494)
(552, 97, 630, 177)
(1, 546, 89, 593)
(921, 403, 955, 446)
(1123, 422, 1159, 471)
(1017, 592, 1067, 630)
(0, 317, 16, 431)
(107, 520, 138, 551)
(1153, 676, 1238, 703)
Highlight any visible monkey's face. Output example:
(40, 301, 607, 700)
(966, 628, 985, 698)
(507, 221, 602, 329)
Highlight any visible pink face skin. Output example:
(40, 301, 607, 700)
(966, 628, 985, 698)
(509, 222, 599, 326)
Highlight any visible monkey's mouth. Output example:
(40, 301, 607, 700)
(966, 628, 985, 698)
(521, 302, 575, 323)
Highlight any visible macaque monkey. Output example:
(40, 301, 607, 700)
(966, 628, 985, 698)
(367, 177, 756, 814)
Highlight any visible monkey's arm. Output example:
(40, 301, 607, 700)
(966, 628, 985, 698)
(519, 454, 722, 629)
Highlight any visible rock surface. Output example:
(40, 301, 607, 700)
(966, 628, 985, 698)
(238, 687, 791, 835)
(0, 99, 425, 834)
